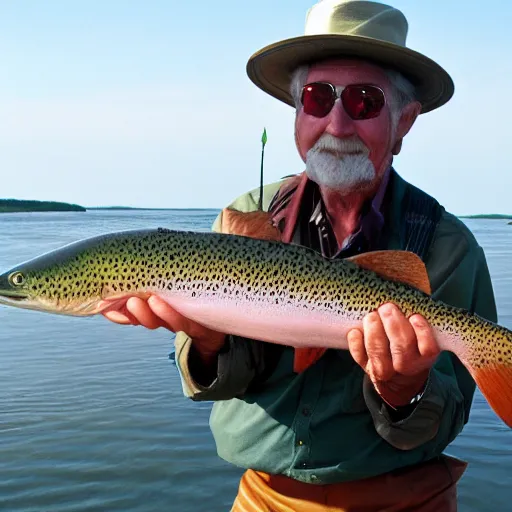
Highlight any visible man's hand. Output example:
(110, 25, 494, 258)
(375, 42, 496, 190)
(101, 295, 226, 366)
(347, 303, 440, 408)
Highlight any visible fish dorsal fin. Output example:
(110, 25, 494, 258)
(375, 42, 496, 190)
(220, 208, 281, 241)
(346, 250, 432, 295)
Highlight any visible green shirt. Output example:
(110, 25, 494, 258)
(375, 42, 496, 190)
(174, 171, 497, 484)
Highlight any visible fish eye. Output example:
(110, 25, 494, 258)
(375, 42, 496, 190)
(8, 272, 25, 287)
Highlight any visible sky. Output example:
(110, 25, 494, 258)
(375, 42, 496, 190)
(0, 0, 511, 214)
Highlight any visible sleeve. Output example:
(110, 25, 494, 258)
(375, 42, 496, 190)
(363, 228, 497, 450)
(174, 332, 275, 401)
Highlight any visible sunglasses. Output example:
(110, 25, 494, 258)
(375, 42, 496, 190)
(300, 82, 386, 120)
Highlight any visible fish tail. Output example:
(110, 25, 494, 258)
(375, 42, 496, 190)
(471, 363, 512, 427)
(453, 322, 512, 427)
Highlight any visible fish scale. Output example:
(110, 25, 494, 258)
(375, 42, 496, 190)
(0, 227, 511, 428)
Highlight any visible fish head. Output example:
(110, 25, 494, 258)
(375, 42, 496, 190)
(0, 247, 106, 315)
(0, 232, 146, 316)
(0, 268, 31, 304)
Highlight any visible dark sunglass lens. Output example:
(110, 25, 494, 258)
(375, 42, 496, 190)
(301, 83, 335, 118)
(342, 85, 385, 120)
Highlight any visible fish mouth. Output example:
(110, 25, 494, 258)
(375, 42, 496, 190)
(0, 295, 32, 311)
(0, 289, 28, 302)
(0, 292, 97, 316)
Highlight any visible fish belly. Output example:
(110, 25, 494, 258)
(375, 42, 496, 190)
(158, 290, 360, 349)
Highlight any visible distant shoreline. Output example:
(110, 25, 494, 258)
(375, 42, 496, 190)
(0, 199, 85, 213)
(1, 199, 509, 218)
(458, 214, 512, 219)
(0, 200, 220, 213)
(87, 207, 220, 211)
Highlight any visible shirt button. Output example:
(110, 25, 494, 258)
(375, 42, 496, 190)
(302, 408, 311, 417)
(298, 440, 304, 446)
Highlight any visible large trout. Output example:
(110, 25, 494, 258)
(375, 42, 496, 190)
(0, 223, 510, 428)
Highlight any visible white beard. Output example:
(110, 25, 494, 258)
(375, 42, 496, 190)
(305, 134, 376, 193)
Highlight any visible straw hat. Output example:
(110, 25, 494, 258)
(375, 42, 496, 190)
(246, 0, 454, 113)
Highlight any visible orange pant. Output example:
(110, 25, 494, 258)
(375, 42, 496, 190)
(231, 455, 467, 512)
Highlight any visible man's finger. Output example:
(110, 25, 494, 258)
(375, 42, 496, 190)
(147, 296, 182, 331)
(379, 303, 419, 374)
(410, 314, 440, 361)
(125, 297, 164, 330)
(363, 311, 394, 381)
(101, 299, 141, 325)
(103, 309, 138, 325)
(347, 328, 367, 370)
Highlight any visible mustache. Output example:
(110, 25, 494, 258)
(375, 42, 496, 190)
(310, 134, 369, 155)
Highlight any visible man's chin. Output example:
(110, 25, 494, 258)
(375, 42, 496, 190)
(306, 150, 376, 195)
(321, 180, 374, 195)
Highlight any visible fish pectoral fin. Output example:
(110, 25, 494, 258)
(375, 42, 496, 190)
(220, 208, 282, 241)
(346, 250, 432, 295)
(294, 348, 327, 373)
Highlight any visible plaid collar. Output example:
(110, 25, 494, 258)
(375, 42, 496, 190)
(270, 166, 391, 259)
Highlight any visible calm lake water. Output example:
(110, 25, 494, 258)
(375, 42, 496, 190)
(0, 210, 510, 512)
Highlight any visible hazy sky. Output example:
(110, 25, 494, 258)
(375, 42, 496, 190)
(1, 0, 511, 214)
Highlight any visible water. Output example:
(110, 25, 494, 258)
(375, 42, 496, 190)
(0, 211, 510, 511)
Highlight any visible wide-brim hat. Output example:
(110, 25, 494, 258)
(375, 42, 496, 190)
(246, 0, 454, 114)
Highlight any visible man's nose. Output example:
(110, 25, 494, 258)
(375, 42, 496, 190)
(325, 99, 357, 139)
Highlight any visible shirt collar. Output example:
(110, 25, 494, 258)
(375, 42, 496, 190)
(308, 165, 392, 258)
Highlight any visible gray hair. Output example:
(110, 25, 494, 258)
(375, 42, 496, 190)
(289, 62, 416, 126)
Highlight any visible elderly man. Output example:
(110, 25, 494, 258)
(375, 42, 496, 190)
(104, 1, 496, 510)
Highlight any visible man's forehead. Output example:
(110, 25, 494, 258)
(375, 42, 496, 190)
(307, 59, 388, 82)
